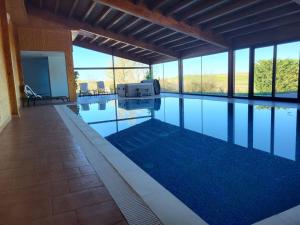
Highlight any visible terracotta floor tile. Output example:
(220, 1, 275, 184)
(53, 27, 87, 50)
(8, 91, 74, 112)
(79, 165, 96, 176)
(53, 187, 112, 213)
(0, 198, 52, 225)
(63, 159, 89, 169)
(76, 201, 126, 225)
(30, 211, 78, 225)
(0, 106, 127, 225)
(68, 174, 103, 192)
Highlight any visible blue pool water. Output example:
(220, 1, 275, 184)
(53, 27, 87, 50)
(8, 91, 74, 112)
(69, 97, 300, 225)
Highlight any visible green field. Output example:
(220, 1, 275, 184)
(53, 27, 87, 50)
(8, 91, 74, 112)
(77, 73, 249, 94)
(161, 73, 248, 94)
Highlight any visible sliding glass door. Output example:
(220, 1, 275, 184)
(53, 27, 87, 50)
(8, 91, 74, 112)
(254, 46, 274, 97)
(253, 41, 299, 100)
(275, 41, 300, 98)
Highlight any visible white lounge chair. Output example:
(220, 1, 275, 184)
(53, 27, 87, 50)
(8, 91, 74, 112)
(24, 84, 42, 99)
(79, 83, 90, 96)
(23, 84, 69, 106)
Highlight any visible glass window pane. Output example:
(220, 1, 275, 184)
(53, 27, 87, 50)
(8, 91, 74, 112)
(234, 48, 249, 97)
(76, 69, 115, 94)
(73, 46, 112, 67)
(254, 46, 274, 97)
(183, 57, 202, 93)
(153, 63, 164, 90)
(152, 61, 179, 93)
(163, 61, 179, 92)
(113, 56, 148, 67)
(275, 41, 300, 98)
(114, 68, 149, 89)
(202, 52, 228, 95)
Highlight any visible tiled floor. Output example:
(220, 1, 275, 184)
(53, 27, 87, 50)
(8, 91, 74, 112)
(0, 105, 128, 225)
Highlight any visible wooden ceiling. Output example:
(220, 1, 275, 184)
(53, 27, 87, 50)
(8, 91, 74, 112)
(25, 0, 300, 64)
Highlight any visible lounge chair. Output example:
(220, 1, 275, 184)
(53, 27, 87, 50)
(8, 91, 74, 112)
(23, 84, 42, 106)
(79, 83, 90, 96)
(23, 84, 69, 106)
(95, 81, 107, 95)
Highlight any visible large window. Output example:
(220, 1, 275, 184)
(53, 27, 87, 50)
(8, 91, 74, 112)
(153, 60, 179, 92)
(75, 69, 114, 94)
(182, 52, 228, 95)
(202, 52, 228, 95)
(114, 68, 149, 89)
(183, 56, 202, 93)
(234, 48, 249, 97)
(254, 46, 274, 97)
(73, 46, 150, 94)
(275, 41, 300, 98)
(73, 46, 112, 67)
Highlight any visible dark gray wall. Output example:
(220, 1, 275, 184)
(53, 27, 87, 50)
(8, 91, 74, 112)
(22, 57, 51, 96)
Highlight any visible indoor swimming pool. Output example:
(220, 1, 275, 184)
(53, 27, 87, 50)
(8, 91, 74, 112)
(69, 96, 300, 225)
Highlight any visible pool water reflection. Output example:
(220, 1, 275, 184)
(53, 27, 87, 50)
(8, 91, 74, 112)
(69, 97, 300, 225)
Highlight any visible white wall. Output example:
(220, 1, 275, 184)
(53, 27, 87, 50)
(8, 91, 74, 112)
(48, 54, 69, 97)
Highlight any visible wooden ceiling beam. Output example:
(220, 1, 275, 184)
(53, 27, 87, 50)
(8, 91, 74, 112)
(134, 48, 147, 54)
(231, 22, 300, 49)
(110, 41, 121, 47)
(105, 12, 126, 30)
(179, 0, 227, 21)
(93, 7, 112, 26)
(74, 40, 150, 64)
(174, 42, 207, 52)
(225, 13, 300, 39)
(292, 0, 300, 5)
(118, 43, 130, 49)
(68, 0, 79, 18)
(127, 46, 139, 53)
(99, 38, 112, 45)
(79, 35, 86, 41)
(158, 35, 187, 47)
(82, 2, 97, 22)
(117, 17, 140, 33)
(180, 44, 223, 59)
(150, 0, 168, 10)
(27, 6, 179, 58)
(130, 22, 153, 36)
(167, 38, 198, 49)
(193, 0, 261, 25)
(95, 0, 229, 48)
(204, 0, 291, 29)
(139, 27, 166, 40)
(164, 0, 196, 16)
(89, 35, 100, 43)
(215, 7, 300, 34)
(151, 31, 176, 43)
(138, 51, 157, 57)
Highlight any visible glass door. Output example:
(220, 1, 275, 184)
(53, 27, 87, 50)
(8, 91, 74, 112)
(254, 46, 274, 97)
(275, 41, 300, 99)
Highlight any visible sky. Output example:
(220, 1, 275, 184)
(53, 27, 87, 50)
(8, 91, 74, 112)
(73, 41, 300, 80)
